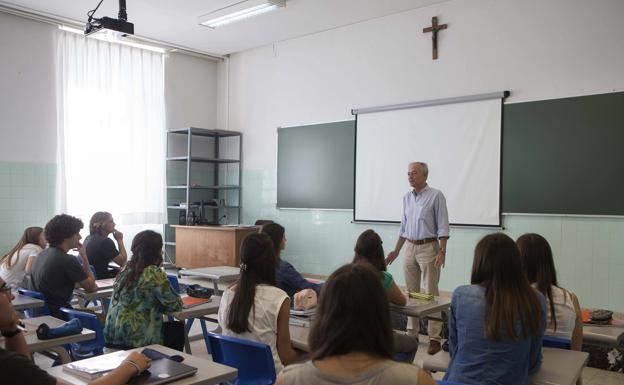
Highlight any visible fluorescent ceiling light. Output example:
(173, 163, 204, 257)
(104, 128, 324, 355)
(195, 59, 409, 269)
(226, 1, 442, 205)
(59, 25, 167, 53)
(199, 0, 286, 29)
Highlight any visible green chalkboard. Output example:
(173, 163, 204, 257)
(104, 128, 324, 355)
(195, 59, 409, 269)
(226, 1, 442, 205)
(277, 120, 355, 209)
(502, 91, 624, 215)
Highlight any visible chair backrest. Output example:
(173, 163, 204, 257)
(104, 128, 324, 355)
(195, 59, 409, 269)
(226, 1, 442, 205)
(205, 332, 276, 385)
(542, 335, 572, 349)
(167, 273, 180, 293)
(89, 265, 98, 279)
(59, 307, 105, 359)
(17, 288, 50, 317)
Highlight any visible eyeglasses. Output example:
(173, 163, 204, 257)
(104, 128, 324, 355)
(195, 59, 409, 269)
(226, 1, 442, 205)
(407, 172, 421, 176)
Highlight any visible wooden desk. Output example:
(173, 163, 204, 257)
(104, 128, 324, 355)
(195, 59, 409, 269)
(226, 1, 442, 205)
(419, 347, 588, 385)
(17, 315, 95, 363)
(46, 344, 237, 385)
(13, 294, 45, 311)
(172, 225, 259, 269)
(179, 266, 240, 293)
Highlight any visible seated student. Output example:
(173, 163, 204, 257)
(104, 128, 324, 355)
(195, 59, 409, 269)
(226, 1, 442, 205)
(84, 211, 127, 279)
(352, 229, 419, 362)
(517, 233, 583, 350)
(31, 214, 97, 318)
(444, 233, 546, 385)
(0, 276, 151, 385)
(261, 223, 322, 300)
(217, 233, 300, 373)
(104, 230, 182, 350)
(277, 263, 436, 385)
(0, 226, 46, 288)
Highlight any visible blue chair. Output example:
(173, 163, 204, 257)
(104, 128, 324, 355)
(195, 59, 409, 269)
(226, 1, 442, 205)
(59, 307, 105, 359)
(542, 335, 572, 349)
(17, 288, 50, 317)
(205, 332, 276, 385)
(167, 273, 181, 293)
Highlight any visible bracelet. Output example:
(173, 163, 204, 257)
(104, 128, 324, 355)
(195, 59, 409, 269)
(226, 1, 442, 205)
(1, 328, 22, 338)
(123, 359, 141, 376)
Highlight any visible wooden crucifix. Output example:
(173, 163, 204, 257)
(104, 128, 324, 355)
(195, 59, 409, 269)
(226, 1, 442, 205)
(423, 16, 448, 60)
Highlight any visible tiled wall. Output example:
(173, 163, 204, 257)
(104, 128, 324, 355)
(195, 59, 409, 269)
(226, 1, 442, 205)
(0, 161, 56, 254)
(241, 170, 624, 312)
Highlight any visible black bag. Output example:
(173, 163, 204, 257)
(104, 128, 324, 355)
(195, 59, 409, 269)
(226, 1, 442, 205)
(163, 321, 185, 352)
(186, 284, 214, 299)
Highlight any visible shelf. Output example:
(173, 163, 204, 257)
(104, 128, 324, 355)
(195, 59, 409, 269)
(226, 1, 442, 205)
(166, 156, 240, 164)
(167, 127, 241, 138)
(167, 185, 240, 190)
(167, 205, 240, 210)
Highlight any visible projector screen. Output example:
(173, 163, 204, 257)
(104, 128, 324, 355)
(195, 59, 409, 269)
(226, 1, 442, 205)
(354, 97, 503, 226)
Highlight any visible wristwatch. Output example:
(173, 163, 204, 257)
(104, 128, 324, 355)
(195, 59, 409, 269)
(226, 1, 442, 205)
(1, 328, 22, 338)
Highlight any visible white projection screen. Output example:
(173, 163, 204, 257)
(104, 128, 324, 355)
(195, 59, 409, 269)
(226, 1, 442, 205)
(354, 96, 503, 226)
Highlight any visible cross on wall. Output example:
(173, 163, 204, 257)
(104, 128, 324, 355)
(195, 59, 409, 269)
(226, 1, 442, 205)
(423, 16, 448, 60)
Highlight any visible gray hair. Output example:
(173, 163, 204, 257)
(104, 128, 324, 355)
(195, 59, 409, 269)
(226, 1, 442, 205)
(408, 162, 429, 176)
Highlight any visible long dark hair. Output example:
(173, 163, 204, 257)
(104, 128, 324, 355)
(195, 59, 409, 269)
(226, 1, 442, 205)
(471, 233, 542, 341)
(352, 229, 386, 272)
(261, 223, 285, 261)
(309, 262, 393, 360)
(1, 227, 44, 268)
(114, 230, 163, 300)
(517, 233, 561, 331)
(226, 233, 277, 333)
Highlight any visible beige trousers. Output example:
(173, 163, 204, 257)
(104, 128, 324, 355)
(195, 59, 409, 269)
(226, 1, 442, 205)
(403, 241, 442, 341)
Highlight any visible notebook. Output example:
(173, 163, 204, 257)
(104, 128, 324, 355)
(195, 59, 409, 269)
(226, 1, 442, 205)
(62, 351, 128, 379)
(127, 358, 198, 385)
(181, 294, 212, 309)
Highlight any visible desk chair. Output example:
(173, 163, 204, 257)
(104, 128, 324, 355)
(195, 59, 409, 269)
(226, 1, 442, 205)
(542, 335, 572, 349)
(17, 288, 50, 317)
(167, 273, 181, 293)
(205, 332, 276, 385)
(59, 307, 105, 359)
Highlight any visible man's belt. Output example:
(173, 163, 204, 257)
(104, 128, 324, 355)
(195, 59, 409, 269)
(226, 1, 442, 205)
(407, 237, 437, 245)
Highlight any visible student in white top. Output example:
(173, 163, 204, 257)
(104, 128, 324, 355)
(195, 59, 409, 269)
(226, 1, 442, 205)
(517, 233, 583, 350)
(277, 263, 437, 385)
(217, 233, 301, 373)
(0, 227, 46, 288)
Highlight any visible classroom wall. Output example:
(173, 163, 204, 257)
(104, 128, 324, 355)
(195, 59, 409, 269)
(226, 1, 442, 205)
(0, 12, 220, 257)
(220, 0, 624, 310)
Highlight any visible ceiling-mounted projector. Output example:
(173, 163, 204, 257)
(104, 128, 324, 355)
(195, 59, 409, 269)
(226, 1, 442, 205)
(85, 0, 134, 37)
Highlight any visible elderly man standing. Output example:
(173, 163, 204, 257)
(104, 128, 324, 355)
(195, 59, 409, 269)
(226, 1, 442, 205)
(386, 161, 450, 355)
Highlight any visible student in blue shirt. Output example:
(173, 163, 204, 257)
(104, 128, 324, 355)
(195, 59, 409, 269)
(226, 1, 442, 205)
(261, 223, 321, 300)
(444, 233, 546, 385)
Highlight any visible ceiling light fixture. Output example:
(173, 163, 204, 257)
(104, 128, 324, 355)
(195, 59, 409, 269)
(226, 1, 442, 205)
(199, 0, 286, 29)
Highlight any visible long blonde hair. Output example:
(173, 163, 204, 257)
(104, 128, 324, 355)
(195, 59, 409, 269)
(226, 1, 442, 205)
(1, 227, 44, 268)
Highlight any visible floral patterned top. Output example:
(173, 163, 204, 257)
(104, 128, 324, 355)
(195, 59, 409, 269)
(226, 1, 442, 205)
(104, 265, 182, 348)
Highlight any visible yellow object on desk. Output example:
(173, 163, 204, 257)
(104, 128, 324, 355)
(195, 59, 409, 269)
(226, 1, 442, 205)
(408, 291, 434, 301)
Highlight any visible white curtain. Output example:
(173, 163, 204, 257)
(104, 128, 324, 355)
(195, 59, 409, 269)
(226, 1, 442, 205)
(56, 31, 166, 225)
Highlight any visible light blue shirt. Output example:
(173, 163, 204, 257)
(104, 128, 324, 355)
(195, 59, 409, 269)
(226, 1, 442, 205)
(399, 185, 450, 240)
(444, 284, 546, 385)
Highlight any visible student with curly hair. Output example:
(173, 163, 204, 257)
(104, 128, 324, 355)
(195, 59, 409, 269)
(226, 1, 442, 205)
(0, 227, 46, 287)
(31, 214, 97, 318)
(104, 230, 182, 350)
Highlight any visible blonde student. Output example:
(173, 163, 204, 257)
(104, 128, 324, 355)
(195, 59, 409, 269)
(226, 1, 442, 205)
(0, 227, 46, 288)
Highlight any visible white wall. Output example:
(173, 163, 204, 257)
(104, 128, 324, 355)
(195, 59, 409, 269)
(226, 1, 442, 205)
(220, 0, 624, 310)
(0, 12, 57, 163)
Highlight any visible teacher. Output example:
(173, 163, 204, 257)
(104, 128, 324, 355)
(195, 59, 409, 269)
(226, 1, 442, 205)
(385, 161, 450, 355)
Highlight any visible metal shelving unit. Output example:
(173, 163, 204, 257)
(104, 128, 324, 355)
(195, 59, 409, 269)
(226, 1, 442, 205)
(164, 127, 242, 259)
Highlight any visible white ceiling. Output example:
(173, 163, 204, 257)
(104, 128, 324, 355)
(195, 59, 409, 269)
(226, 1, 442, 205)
(2, 0, 450, 56)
